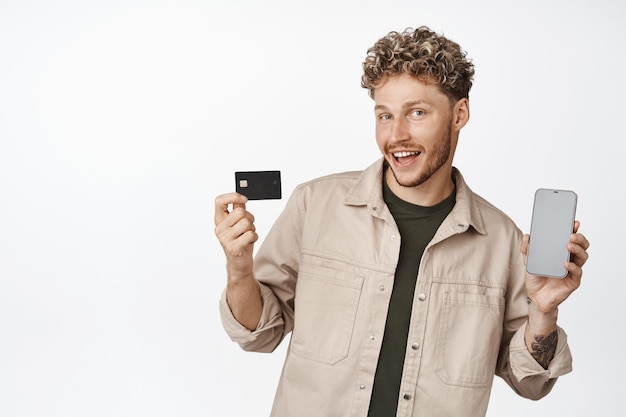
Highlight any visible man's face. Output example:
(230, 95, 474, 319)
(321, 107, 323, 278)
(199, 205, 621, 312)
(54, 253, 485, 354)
(374, 74, 461, 193)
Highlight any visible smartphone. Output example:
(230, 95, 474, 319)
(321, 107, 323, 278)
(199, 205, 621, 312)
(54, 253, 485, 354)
(235, 171, 282, 200)
(526, 188, 577, 278)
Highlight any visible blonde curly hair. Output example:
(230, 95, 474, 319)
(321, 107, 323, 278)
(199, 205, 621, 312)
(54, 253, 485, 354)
(361, 26, 474, 102)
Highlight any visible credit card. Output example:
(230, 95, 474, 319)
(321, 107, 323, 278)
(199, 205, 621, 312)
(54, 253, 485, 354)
(235, 171, 282, 200)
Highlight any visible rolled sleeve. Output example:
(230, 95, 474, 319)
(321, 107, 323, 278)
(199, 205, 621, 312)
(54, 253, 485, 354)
(507, 322, 572, 398)
(219, 282, 286, 353)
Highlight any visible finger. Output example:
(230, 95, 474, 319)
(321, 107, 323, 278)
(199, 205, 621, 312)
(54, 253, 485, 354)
(214, 193, 248, 225)
(230, 214, 257, 240)
(231, 201, 248, 218)
(215, 209, 256, 243)
(567, 240, 589, 268)
(564, 260, 583, 288)
(216, 220, 257, 257)
(572, 220, 580, 234)
(224, 229, 259, 257)
(570, 232, 590, 251)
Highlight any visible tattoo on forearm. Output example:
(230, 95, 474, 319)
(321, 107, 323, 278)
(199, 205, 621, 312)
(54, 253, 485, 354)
(530, 330, 558, 370)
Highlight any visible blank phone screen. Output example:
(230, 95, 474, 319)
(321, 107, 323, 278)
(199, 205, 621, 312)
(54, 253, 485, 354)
(526, 189, 577, 278)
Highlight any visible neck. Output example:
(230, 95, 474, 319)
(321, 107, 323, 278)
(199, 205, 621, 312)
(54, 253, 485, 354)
(384, 165, 455, 207)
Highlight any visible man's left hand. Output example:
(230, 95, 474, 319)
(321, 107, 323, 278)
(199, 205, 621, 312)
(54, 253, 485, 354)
(522, 220, 590, 313)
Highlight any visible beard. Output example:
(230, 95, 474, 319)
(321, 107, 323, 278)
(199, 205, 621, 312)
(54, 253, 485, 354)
(385, 120, 453, 188)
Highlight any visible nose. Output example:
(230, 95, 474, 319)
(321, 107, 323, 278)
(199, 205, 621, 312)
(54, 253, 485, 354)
(390, 117, 410, 143)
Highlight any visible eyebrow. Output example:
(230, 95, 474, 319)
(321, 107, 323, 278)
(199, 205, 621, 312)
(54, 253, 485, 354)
(374, 100, 430, 111)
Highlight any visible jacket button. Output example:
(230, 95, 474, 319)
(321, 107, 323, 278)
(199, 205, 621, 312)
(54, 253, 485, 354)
(418, 293, 426, 301)
(411, 342, 420, 350)
(403, 393, 412, 400)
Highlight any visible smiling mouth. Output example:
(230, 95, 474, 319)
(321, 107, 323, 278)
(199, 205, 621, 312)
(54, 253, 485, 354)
(392, 151, 421, 162)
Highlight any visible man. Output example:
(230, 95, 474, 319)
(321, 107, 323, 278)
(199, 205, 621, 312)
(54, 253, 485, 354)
(214, 26, 590, 417)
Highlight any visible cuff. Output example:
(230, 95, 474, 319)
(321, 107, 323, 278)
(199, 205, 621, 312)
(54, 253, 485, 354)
(509, 321, 573, 382)
(219, 283, 285, 346)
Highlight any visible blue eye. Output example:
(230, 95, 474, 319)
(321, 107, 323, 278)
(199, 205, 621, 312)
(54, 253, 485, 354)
(410, 110, 425, 117)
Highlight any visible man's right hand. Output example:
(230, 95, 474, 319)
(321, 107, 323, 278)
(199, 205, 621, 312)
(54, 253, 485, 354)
(214, 192, 262, 330)
(214, 192, 258, 280)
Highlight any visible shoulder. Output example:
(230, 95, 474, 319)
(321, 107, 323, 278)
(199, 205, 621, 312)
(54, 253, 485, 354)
(453, 168, 521, 237)
(297, 170, 362, 189)
(472, 193, 524, 256)
(290, 170, 363, 206)
(475, 194, 518, 228)
(293, 160, 383, 203)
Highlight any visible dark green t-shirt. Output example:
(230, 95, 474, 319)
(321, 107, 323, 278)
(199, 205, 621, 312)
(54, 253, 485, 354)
(367, 178, 456, 417)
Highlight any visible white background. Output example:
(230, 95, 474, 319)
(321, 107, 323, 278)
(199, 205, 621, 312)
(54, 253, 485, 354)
(0, 0, 624, 416)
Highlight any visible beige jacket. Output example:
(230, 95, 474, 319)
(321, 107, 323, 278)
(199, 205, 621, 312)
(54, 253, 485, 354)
(220, 159, 572, 417)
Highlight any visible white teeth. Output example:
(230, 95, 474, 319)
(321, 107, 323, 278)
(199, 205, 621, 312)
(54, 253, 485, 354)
(393, 151, 418, 158)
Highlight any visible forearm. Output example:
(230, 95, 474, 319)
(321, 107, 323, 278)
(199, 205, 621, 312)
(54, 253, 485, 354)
(226, 269, 263, 331)
(524, 297, 558, 369)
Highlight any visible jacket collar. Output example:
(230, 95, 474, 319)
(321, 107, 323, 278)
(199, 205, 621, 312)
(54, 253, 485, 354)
(345, 159, 486, 235)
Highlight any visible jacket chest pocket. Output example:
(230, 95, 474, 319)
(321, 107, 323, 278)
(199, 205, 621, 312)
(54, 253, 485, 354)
(290, 271, 364, 365)
(435, 291, 505, 387)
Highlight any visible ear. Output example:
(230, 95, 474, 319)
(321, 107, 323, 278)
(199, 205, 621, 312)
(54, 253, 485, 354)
(452, 98, 470, 132)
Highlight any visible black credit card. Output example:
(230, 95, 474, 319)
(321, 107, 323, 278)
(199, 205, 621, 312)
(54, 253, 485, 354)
(235, 171, 282, 200)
